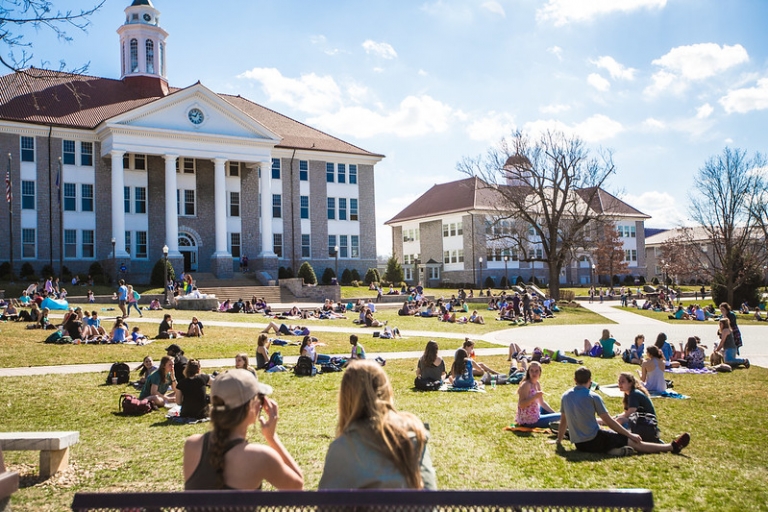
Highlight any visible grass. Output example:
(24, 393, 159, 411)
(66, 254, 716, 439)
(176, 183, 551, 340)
(1, 356, 766, 511)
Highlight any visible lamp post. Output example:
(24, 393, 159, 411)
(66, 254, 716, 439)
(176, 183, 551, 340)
(591, 263, 596, 287)
(763, 265, 767, 293)
(162, 244, 169, 306)
(504, 255, 509, 289)
(478, 257, 483, 289)
(111, 237, 116, 284)
(334, 245, 339, 282)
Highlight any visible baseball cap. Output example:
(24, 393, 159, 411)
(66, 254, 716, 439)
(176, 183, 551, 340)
(211, 369, 272, 410)
(165, 343, 182, 354)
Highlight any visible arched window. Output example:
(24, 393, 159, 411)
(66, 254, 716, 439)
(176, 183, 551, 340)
(159, 42, 165, 76)
(145, 40, 154, 74)
(130, 39, 139, 73)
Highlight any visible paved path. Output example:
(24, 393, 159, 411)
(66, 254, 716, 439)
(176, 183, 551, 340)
(1, 301, 765, 377)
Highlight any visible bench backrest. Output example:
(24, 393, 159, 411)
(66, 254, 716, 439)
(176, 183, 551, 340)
(72, 489, 654, 511)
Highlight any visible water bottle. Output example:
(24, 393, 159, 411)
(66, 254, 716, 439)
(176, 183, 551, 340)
(491, 374, 497, 389)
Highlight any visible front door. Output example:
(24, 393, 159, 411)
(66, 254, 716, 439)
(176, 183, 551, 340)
(178, 233, 198, 272)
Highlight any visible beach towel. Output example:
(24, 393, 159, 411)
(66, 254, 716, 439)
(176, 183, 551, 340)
(597, 384, 625, 398)
(649, 390, 689, 399)
(666, 367, 717, 375)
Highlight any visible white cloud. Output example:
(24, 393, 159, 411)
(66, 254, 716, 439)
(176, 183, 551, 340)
(719, 77, 768, 114)
(481, 1, 506, 17)
(310, 34, 342, 56)
(522, 114, 623, 142)
(724, 137, 734, 144)
(645, 43, 749, 96)
(695, 103, 714, 119)
(373, 67, 385, 73)
(622, 191, 689, 228)
(591, 56, 636, 80)
(587, 73, 611, 91)
(540, 103, 570, 114)
(347, 84, 370, 104)
(537, 0, 667, 26)
(238, 67, 342, 115)
(642, 118, 666, 130)
(310, 35, 326, 45)
(418, 69, 428, 76)
(548, 46, 563, 61)
(362, 40, 398, 60)
(308, 95, 456, 138)
(466, 111, 516, 143)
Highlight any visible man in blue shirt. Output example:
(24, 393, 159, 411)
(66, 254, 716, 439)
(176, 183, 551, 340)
(557, 366, 690, 456)
(117, 279, 128, 317)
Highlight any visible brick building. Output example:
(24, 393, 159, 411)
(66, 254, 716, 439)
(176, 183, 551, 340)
(0, 0, 382, 283)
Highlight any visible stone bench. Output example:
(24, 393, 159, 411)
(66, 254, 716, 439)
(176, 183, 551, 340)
(175, 298, 219, 311)
(0, 431, 79, 478)
(0, 449, 19, 512)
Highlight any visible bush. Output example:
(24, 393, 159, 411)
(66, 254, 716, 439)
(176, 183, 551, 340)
(383, 257, 404, 285)
(151, 258, 176, 287)
(364, 268, 380, 285)
(651, 277, 659, 285)
(531, 276, 540, 286)
(340, 268, 352, 285)
(41, 264, 55, 279)
(712, 265, 762, 307)
(298, 262, 317, 285)
(321, 267, 336, 285)
(0, 261, 11, 280)
(89, 261, 105, 278)
(623, 275, 634, 285)
(637, 275, 646, 285)
(560, 290, 576, 302)
(278, 266, 295, 279)
(351, 269, 361, 282)
(351, 280, 360, 287)
(20, 262, 35, 278)
(516, 276, 525, 286)
(484, 276, 495, 288)
(499, 276, 509, 289)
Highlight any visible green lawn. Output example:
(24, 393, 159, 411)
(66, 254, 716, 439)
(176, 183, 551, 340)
(1, 357, 766, 511)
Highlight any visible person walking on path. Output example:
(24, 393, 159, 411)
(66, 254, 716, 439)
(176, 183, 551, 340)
(117, 279, 128, 318)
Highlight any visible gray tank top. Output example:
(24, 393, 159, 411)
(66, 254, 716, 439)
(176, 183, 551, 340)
(184, 432, 247, 490)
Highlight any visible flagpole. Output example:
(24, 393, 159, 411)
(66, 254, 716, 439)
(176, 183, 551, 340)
(7, 153, 13, 275)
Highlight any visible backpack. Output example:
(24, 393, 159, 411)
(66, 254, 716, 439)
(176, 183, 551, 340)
(293, 356, 316, 377)
(622, 349, 632, 364)
(320, 363, 342, 373)
(45, 330, 71, 344)
(107, 362, 131, 385)
(119, 393, 152, 416)
(267, 352, 283, 370)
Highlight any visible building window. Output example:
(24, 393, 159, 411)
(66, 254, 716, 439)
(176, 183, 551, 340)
(349, 164, 357, 184)
(405, 268, 413, 281)
(63, 183, 77, 211)
(457, 222, 463, 235)
(458, 249, 464, 262)
(272, 194, 281, 218)
(450, 250, 457, 263)
(630, 225, 636, 238)
(130, 38, 139, 72)
(229, 192, 240, 217)
(134, 187, 146, 214)
(302, 234, 311, 258)
(230, 233, 241, 258)
(444, 251, 450, 264)
(338, 198, 347, 221)
(300, 195, 309, 219)
(64, 229, 77, 258)
(273, 233, 283, 258)
(429, 267, 440, 280)
(80, 142, 93, 166)
(351, 235, 359, 258)
(450, 223, 456, 236)
(271, 158, 281, 179)
(350, 199, 358, 221)
(443, 224, 449, 237)
(124, 187, 131, 213)
(145, 39, 154, 74)
(134, 154, 146, 171)
(299, 160, 308, 181)
(82, 230, 94, 258)
(159, 42, 165, 75)
(22, 228, 36, 258)
(512, 250, 518, 261)
(328, 235, 337, 256)
(81, 184, 94, 212)
(327, 197, 335, 220)
(177, 158, 196, 174)
(123, 153, 130, 169)
(228, 161, 240, 177)
(21, 180, 35, 210)
(135, 231, 148, 258)
(536, 248, 543, 259)
(326, 162, 334, 183)
(337, 163, 346, 183)
(62, 140, 76, 165)
(339, 235, 348, 258)
(20, 136, 34, 162)
(181, 189, 195, 216)
(125, 231, 131, 254)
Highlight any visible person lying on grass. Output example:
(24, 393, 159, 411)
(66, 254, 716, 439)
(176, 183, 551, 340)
(461, 339, 503, 377)
(556, 366, 690, 457)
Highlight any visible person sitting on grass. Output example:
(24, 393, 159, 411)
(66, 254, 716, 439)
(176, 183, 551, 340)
(681, 336, 706, 369)
(639, 346, 667, 393)
(110, 317, 128, 344)
(183, 369, 304, 490)
(515, 362, 560, 429)
(131, 326, 148, 344)
(556, 366, 690, 457)
(653, 332, 679, 369)
(159, 313, 185, 339)
(175, 359, 211, 420)
(577, 329, 621, 358)
(364, 307, 386, 328)
(714, 318, 750, 369)
(461, 339, 504, 377)
(149, 299, 163, 310)
(135, 356, 157, 387)
(609, 372, 661, 443)
(450, 348, 477, 389)
(139, 355, 177, 407)
(671, 305, 690, 320)
(469, 310, 485, 324)
(235, 353, 258, 377)
(343, 334, 366, 367)
(753, 308, 766, 322)
(255, 334, 272, 370)
(300, 336, 331, 365)
(187, 317, 204, 337)
(318, 360, 436, 489)
(415, 340, 446, 390)
(628, 334, 645, 365)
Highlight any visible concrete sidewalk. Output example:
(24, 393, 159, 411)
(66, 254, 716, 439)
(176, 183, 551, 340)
(1, 301, 765, 377)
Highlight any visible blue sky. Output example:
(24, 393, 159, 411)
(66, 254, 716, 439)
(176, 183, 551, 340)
(24, 0, 768, 256)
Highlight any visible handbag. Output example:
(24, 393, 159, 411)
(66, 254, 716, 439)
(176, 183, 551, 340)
(628, 410, 660, 443)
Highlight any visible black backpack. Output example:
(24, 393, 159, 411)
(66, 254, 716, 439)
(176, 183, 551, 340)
(107, 362, 131, 385)
(294, 356, 316, 377)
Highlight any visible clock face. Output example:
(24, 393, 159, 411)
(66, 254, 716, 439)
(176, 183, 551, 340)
(143, 13, 151, 22)
(188, 108, 205, 125)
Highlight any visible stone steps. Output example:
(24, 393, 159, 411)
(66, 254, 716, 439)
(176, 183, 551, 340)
(196, 285, 295, 304)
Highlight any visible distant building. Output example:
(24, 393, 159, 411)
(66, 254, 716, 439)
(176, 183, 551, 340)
(0, 0, 382, 282)
(385, 177, 650, 287)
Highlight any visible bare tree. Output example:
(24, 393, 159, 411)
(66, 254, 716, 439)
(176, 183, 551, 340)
(458, 130, 616, 300)
(594, 225, 628, 287)
(659, 231, 708, 284)
(689, 147, 767, 305)
(0, 0, 105, 74)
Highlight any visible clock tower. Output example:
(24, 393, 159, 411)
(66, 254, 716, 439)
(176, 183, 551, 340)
(117, 0, 169, 95)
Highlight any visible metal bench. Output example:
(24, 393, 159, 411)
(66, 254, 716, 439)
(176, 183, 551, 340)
(72, 488, 654, 511)
(0, 431, 79, 478)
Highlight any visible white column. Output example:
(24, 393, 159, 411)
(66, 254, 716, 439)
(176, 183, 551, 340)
(258, 159, 276, 257)
(110, 150, 129, 258)
(164, 154, 181, 257)
(213, 158, 229, 256)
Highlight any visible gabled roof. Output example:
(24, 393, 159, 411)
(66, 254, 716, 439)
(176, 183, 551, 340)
(385, 176, 649, 225)
(0, 69, 382, 157)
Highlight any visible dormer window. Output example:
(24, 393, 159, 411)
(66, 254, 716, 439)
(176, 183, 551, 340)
(146, 40, 154, 74)
(131, 13, 138, 21)
(130, 39, 138, 73)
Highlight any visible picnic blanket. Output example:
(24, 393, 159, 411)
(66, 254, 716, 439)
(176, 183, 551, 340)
(124, 338, 156, 346)
(650, 390, 689, 399)
(41, 297, 69, 310)
(666, 367, 717, 375)
(597, 384, 625, 398)
(503, 425, 550, 433)
(165, 405, 211, 424)
(439, 383, 486, 393)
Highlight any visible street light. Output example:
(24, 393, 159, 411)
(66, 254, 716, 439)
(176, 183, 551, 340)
(111, 237, 116, 284)
(333, 245, 339, 283)
(478, 256, 483, 289)
(162, 244, 169, 306)
(763, 265, 767, 292)
(504, 255, 509, 289)
(591, 263, 596, 286)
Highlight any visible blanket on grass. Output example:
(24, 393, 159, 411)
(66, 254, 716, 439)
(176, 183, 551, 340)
(165, 405, 211, 424)
(649, 390, 689, 399)
(439, 383, 486, 393)
(666, 367, 717, 375)
(597, 384, 625, 398)
(503, 425, 550, 433)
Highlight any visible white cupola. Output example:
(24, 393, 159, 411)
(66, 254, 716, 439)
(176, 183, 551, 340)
(117, 0, 169, 93)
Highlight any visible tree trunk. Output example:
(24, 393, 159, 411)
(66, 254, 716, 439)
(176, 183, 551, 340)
(548, 265, 561, 300)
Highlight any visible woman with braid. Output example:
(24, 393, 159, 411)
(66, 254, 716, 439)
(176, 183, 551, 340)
(183, 369, 303, 490)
